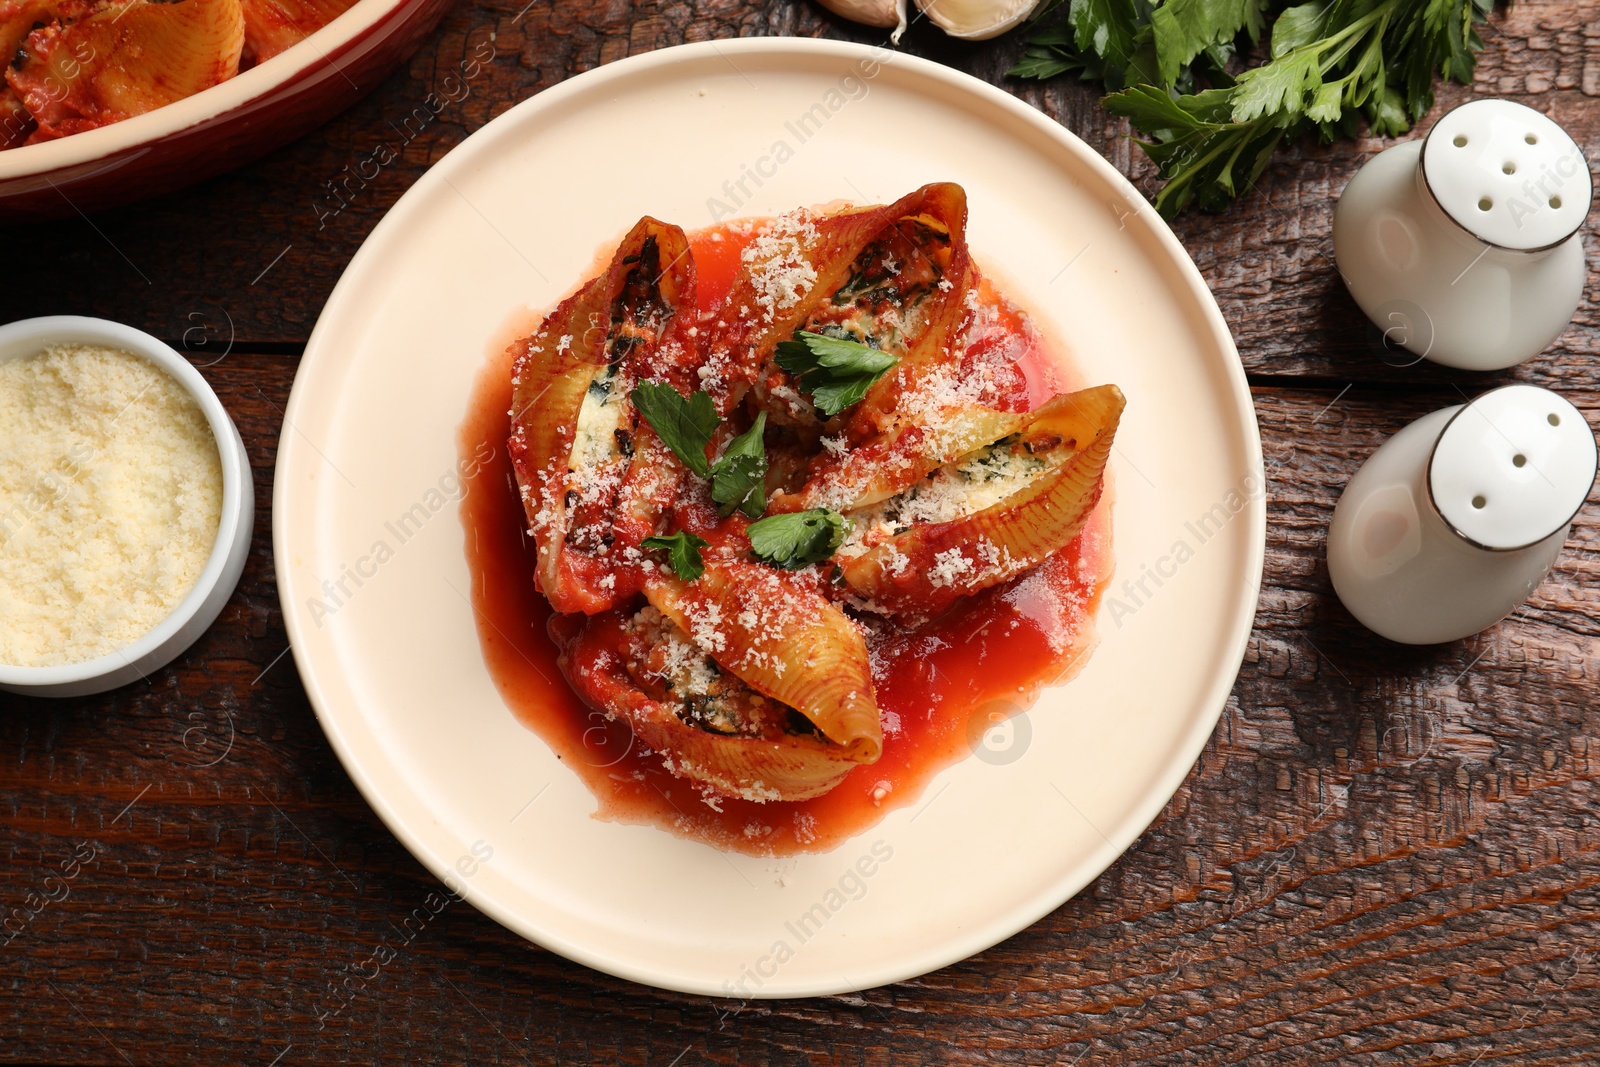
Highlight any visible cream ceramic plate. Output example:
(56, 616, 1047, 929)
(275, 37, 1263, 998)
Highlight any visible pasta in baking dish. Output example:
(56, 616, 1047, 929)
(507, 183, 1124, 804)
(1, 0, 357, 149)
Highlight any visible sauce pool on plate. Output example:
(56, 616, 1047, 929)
(457, 221, 1112, 856)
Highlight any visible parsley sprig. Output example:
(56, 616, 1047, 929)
(775, 331, 899, 418)
(1012, 0, 1494, 216)
(629, 383, 769, 518)
(747, 509, 848, 570)
(642, 530, 709, 580)
(630, 382, 716, 477)
(710, 412, 768, 519)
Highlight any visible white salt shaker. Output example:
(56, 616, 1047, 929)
(1333, 99, 1593, 371)
(1328, 384, 1596, 644)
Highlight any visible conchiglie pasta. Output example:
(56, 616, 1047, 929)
(550, 602, 876, 802)
(770, 403, 1025, 514)
(0, 1, 67, 77)
(837, 384, 1125, 615)
(0, 0, 357, 149)
(510, 185, 1122, 810)
(240, 0, 356, 63)
(507, 217, 699, 615)
(645, 561, 882, 766)
(6, 0, 243, 141)
(703, 182, 975, 422)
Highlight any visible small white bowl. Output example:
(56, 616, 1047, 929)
(0, 316, 253, 697)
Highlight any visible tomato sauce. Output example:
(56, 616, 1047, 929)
(457, 222, 1112, 856)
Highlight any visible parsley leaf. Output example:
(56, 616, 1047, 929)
(642, 530, 709, 581)
(1009, 44, 1081, 81)
(710, 412, 768, 519)
(1069, 0, 1160, 88)
(1102, 84, 1288, 216)
(1149, 0, 1269, 87)
(631, 384, 772, 517)
(747, 509, 847, 570)
(630, 382, 716, 478)
(774, 331, 899, 418)
(1008, 0, 1160, 89)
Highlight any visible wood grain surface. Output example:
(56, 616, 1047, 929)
(4, 0, 1600, 1063)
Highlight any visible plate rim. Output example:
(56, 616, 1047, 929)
(273, 35, 1266, 998)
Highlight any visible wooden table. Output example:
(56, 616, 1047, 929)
(4, 1, 1599, 1062)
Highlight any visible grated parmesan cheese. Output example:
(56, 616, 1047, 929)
(740, 211, 820, 323)
(0, 344, 222, 667)
(927, 548, 974, 588)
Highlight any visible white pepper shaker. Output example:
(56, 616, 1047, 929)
(1328, 384, 1596, 644)
(1333, 99, 1593, 371)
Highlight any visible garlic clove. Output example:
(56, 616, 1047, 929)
(815, 0, 907, 31)
(913, 0, 1041, 40)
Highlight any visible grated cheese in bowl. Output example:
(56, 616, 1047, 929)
(0, 343, 224, 667)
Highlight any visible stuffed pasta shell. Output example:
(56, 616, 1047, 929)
(552, 558, 882, 801)
(834, 385, 1124, 615)
(7, 0, 243, 142)
(1, 0, 363, 148)
(701, 182, 974, 425)
(508, 217, 700, 614)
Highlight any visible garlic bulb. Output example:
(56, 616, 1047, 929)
(912, 0, 1041, 40)
(815, 0, 906, 31)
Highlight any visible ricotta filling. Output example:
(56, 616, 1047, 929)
(839, 435, 1052, 558)
(571, 366, 626, 476)
(628, 605, 813, 741)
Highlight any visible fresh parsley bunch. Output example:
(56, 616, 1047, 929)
(1011, 0, 1495, 216)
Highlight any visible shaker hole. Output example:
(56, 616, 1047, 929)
(1513, 454, 1527, 468)
(1472, 495, 1488, 509)
(1550, 196, 1563, 209)
(1526, 133, 1539, 144)
(1549, 413, 1562, 426)
(1503, 161, 1517, 174)
(1453, 134, 1469, 147)
(1478, 197, 1494, 211)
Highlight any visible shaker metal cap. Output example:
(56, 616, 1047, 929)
(1422, 99, 1593, 252)
(1429, 384, 1597, 551)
